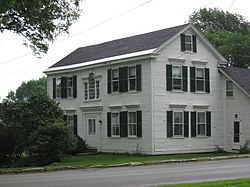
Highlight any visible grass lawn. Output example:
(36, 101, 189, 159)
(48, 152, 233, 168)
(163, 178, 250, 187)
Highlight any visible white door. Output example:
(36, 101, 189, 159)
(232, 121, 241, 150)
(85, 115, 98, 148)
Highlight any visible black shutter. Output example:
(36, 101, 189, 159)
(137, 111, 142, 138)
(166, 64, 172, 91)
(184, 111, 189, 137)
(180, 34, 185, 52)
(182, 66, 187, 92)
(205, 68, 210, 93)
(53, 78, 56, 99)
(73, 75, 77, 98)
(192, 35, 197, 53)
(206, 111, 211, 137)
(107, 112, 111, 137)
(120, 111, 128, 137)
(73, 115, 78, 135)
(190, 67, 196, 92)
(136, 64, 142, 91)
(107, 69, 112, 94)
(191, 112, 196, 137)
(119, 67, 128, 93)
(167, 111, 173, 138)
(61, 77, 67, 98)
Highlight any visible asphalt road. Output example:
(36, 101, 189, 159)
(1, 158, 250, 187)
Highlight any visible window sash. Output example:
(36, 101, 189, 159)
(128, 66, 136, 91)
(88, 119, 96, 135)
(112, 113, 120, 136)
(112, 69, 119, 92)
(128, 112, 137, 136)
(197, 112, 206, 136)
(226, 80, 234, 97)
(84, 81, 100, 100)
(56, 78, 61, 98)
(172, 66, 182, 90)
(173, 112, 183, 136)
(67, 115, 74, 132)
(185, 34, 192, 51)
(196, 68, 205, 91)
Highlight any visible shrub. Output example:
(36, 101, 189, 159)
(239, 140, 250, 154)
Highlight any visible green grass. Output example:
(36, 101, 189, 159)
(48, 152, 233, 168)
(163, 178, 250, 187)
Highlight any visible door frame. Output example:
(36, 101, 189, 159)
(232, 121, 241, 150)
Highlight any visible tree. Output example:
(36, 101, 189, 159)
(6, 76, 47, 101)
(189, 8, 250, 68)
(0, 0, 82, 55)
(0, 92, 76, 165)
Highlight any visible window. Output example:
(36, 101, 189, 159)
(172, 66, 182, 90)
(190, 67, 210, 93)
(64, 114, 78, 135)
(174, 112, 183, 136)
(112, 69, 119, 92)
(128, 112, 137, 136)
(84, 80, 100, 100)
(197, 112, 206, 136)
(196, 68, 205, 91)
(129, 66, 136, 91)
(226, 80, 234, 97)
(167, 111, 189, 138)
(53, 76, 77, 99)
(180, 34, 197, 53)
(184, 34, 192, 51)
(112, 113, 120, 136)
(56, 78, 61, 98)
(88, 119, 96, 135)
(107, 111, 142, 138)
(166, 65, 187, 92)
(107, 65, 141, 94)
(67, 76, 73, 98)
(191, 111, 211, 137)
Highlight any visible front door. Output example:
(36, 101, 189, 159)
(85, 115, 98, 148)
(233, 121, 241, 149)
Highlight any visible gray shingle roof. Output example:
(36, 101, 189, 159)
(50, 24, 189, 68)
(220, 66, 250, 96)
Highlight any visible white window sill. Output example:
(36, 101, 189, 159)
(111, 136, 121, 139)
(83, 99, 101, 103)
(194, 91, 207, 94)
(170, 90, 184, 93)
(128, 136, 138, 139)
(195, 135, 207, 139)
(171, 136, 185, 139)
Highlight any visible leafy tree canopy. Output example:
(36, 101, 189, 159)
(0, 0, 82, 55)
(6, 76, 47, 101)
(189, 8, 250, 68)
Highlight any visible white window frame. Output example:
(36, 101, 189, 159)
(196, 68, 205, 91)
(111, 112, 120, 137)
(88, 118, 96, 135)
(112, 69, 119, 92)
(84, 80, 100, 101)
(226, 80, 234, 97)
(56, 77, 61, 98)
(173, 111, 183, 137)
(67, 76, 73, 98)
(172, 65, 182, 90)
(67, 115, 74, 132)
(128, 66, 136, 91)
(184, 34, 193, 52)
(197, 112, 206, 136)
(128, 111, 137, 137)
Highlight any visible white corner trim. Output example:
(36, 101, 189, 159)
(108, 105, 123, 110)
(193, 104, 210, 109)
(124, 104, 140, 109)
(168, 57, 186, 63)
(169, 103, 187, 108)
(191, 60, 208, 65)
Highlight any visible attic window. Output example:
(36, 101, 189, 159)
(180, 34, 197, 53)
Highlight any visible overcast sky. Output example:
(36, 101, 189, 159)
(1, 0, 249, 100)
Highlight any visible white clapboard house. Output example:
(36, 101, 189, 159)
(44, 23, 250, 154)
